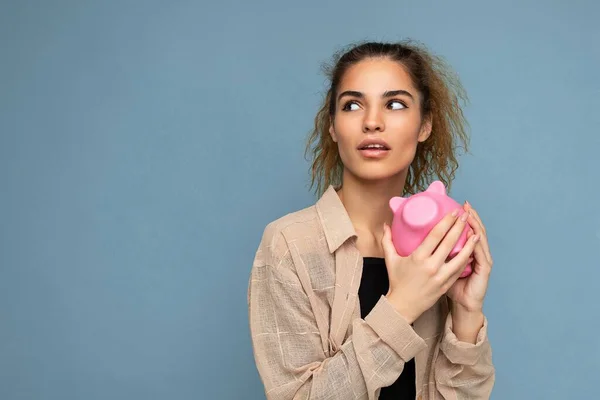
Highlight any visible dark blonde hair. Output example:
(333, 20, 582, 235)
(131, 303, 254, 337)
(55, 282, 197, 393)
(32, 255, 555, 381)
(304, 39, 470, 197)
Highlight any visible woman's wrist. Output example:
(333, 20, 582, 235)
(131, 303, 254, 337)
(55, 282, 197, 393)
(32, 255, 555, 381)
(385, 292, 417, 325)
(450, 303, 484, 344)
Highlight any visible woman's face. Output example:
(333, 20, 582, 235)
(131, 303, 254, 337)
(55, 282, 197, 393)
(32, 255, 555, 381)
(329, 57, 431, 183)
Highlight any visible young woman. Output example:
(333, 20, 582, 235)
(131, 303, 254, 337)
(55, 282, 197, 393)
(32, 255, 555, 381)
(248, 40, 495, 400)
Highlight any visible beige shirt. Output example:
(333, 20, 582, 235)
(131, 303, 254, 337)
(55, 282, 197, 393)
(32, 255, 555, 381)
(248, 185, 495, 399)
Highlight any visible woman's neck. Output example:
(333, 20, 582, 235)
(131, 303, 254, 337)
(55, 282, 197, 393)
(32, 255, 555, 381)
(336, 170, 407, 237)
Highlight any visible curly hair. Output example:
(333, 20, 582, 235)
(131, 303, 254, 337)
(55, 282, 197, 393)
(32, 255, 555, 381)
(304, 39, 471, 197)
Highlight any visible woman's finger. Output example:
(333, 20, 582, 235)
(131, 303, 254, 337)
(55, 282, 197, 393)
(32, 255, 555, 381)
(466, 202, 486, 236)
(464, 202, 493, 266)
(440, 233, 478, 284)
(381, 223, 401, 260)
(413, 210, 460, 259)
(471, 237, 492, 276)
(431, 210, 470, 265)
(466, 213, 492, 265)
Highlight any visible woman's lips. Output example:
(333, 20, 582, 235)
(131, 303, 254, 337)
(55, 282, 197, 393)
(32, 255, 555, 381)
(358, 148, 390, 158)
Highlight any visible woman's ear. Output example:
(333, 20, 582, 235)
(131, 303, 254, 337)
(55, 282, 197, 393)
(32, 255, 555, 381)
(329, 122, 338, 142)
(418, 116, 432, 142)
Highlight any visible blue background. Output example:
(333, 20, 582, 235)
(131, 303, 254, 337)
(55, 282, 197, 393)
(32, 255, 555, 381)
(1, 0, 598, 398)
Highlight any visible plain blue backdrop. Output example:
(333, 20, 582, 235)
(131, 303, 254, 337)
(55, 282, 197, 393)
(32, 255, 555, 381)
(1, 0, 599, 399)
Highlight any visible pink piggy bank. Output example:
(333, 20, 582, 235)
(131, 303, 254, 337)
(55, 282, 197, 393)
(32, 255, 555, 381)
(389, 180, 473, 278)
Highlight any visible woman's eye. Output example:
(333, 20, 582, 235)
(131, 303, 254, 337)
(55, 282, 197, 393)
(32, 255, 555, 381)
(342, 101, 360, 111)
(388, 100, 406, 110)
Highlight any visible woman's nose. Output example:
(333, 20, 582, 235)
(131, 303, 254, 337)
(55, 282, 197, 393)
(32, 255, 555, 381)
(363, 109, 385, 132)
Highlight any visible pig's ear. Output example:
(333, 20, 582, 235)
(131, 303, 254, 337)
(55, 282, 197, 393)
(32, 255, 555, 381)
(425, 181, 446, 195)
(389, 196, 407, 212)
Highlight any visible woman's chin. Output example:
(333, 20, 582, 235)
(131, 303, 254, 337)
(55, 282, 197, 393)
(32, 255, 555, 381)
(350, 168, 407, 183)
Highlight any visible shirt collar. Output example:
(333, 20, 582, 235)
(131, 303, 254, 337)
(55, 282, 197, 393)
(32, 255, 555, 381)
(315, 185, 357, 253)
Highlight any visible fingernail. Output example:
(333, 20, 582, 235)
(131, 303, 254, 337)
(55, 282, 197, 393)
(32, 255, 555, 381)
(466, 200, 471, 207)
(461, 211, 470, 222)
(472, 234, 480, 242)
(451, 209, 459, 217)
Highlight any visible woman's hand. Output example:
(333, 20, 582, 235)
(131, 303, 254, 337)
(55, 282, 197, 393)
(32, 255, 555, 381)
(447, 202, 494, 313)
(381, 209, 480, 324)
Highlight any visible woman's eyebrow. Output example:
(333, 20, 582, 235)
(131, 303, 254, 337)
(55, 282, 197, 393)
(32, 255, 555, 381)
(337, 89, 415, 102)
(383, 90, 414, 100)
(337, 90, 363, 102)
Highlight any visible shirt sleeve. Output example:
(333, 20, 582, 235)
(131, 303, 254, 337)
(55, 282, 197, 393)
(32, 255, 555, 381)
(431, 308, 495, 398)
(248, 225, 427, 400)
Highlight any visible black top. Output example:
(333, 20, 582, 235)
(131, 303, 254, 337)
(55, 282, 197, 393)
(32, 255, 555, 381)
(359, 257, 416, 399)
